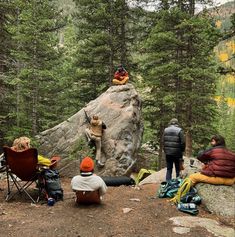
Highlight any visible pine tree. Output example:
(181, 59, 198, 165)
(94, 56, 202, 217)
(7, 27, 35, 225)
(140, 1, 220, 160)
(5, 0, 65, 138)
(72, 0, 133, 104)
(0, 1, 16, 147)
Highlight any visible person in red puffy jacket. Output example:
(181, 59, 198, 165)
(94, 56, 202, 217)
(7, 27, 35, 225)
(112, 64, 129, 85)
(189, 134, 235, 186)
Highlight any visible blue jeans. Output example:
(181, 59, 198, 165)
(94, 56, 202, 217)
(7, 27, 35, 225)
(165, 155, 181, 181)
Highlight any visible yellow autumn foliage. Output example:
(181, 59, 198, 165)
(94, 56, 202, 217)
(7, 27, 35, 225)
(225, 41, 235, 54)
(226, 74, 235, 84)
(227, 97, 235, 107)
(214, 96, 235, 107)
(219, 52, 229, 62)
(215, 20, 222, 28)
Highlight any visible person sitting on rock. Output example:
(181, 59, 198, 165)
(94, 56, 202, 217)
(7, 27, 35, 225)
(188, 134, 235, 186)
(71, 156, 107, 204)
(171, 134, 235, 204)
(112, 64, 129, 85)
(85, 115, 106, 167)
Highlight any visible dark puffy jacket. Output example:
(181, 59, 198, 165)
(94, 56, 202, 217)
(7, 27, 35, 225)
(163, 125, 185, 156)
(197, 146, 235, 178)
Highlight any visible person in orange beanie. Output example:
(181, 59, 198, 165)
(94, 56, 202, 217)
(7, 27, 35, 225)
(71, 157, 107, 203)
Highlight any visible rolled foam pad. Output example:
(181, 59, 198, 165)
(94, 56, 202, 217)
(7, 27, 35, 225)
(101, 176, 136, 186)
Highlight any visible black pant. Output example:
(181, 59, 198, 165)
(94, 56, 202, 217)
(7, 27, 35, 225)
(165, 155, 181, 181)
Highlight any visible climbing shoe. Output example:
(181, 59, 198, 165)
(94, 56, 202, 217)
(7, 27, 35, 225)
(158, 179, 183, 198)
(177, 203, 199, 215)
(158, 181, 168, 198)
(180, 194, 193, 203)
(180, 188, 202, 205)
(191, 194, 202, 205)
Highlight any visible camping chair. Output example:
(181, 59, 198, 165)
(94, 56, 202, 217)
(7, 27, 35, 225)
(75, 190, 101, 204)
(3, 146, 43, 203)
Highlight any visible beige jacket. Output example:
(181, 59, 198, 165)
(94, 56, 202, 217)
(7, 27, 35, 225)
(90, 118, 103, 137)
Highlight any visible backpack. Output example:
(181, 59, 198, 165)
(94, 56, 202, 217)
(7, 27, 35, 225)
(158, 178, 182, 198)
(135, 168, 156, 185)
(42, 169, 63, 201)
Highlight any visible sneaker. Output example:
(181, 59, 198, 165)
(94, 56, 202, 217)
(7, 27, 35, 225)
(97, 161, 105, 167)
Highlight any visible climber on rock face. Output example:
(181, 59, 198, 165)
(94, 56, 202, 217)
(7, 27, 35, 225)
(85, 114, 107, 167)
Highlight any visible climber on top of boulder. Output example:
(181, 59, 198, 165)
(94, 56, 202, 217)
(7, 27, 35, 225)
(112, 64, 129, 85)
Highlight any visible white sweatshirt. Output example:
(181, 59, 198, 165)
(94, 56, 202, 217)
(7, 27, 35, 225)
(71, 174, 107, 196)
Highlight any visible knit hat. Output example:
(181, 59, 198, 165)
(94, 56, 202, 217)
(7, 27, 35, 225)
(170, 118, 179, 125)
(80, 157, 94, 172)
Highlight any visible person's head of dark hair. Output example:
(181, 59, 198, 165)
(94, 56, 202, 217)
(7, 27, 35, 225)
(92, 115, 99, 120)
(211, 134, 226, 147)
(117, 64, 124, 72)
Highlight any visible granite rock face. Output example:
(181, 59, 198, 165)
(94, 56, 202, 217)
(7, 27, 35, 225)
(36, 84, 143, 177)
(196, 183, 235, 217)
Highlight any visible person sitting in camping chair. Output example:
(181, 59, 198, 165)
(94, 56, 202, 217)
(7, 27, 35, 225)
(6, 136, 62, 202)
(11, 136, 60, 168)
(71, 156, 107, 204)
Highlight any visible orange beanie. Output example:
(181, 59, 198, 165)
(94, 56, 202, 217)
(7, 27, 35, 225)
(80, 157, 94, 172)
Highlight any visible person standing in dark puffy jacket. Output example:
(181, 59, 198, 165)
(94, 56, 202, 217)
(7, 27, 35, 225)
(163, 118, 185, 181)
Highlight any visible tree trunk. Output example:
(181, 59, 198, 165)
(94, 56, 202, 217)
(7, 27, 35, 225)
(185, 129, 192, 158)
(108, 1, 114, 86)
(158, 123, 165, 170)
(189, 0, 195, 16)
(120, 0, 127, 65)
(32, 78, 38, 136)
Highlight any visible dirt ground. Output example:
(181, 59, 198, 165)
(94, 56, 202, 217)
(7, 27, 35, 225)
(0, 178, 234, 237)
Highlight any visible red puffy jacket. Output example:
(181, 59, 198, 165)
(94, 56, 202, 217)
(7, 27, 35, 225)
(197, 146, 235, 178)
(114, 70, 128, 80)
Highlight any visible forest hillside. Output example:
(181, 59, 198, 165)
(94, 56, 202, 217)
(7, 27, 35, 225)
(0, 0, 234, 155)
(213, 1, 235, 107)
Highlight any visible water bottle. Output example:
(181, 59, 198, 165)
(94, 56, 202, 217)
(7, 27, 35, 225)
(47, 197, 55, 206)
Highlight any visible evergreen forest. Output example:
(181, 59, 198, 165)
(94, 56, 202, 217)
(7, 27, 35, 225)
(0, 0, 234, 155)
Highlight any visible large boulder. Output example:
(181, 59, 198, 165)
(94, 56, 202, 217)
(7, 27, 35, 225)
(36, 84, 143, 177)
(196, 183, 235, 217)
